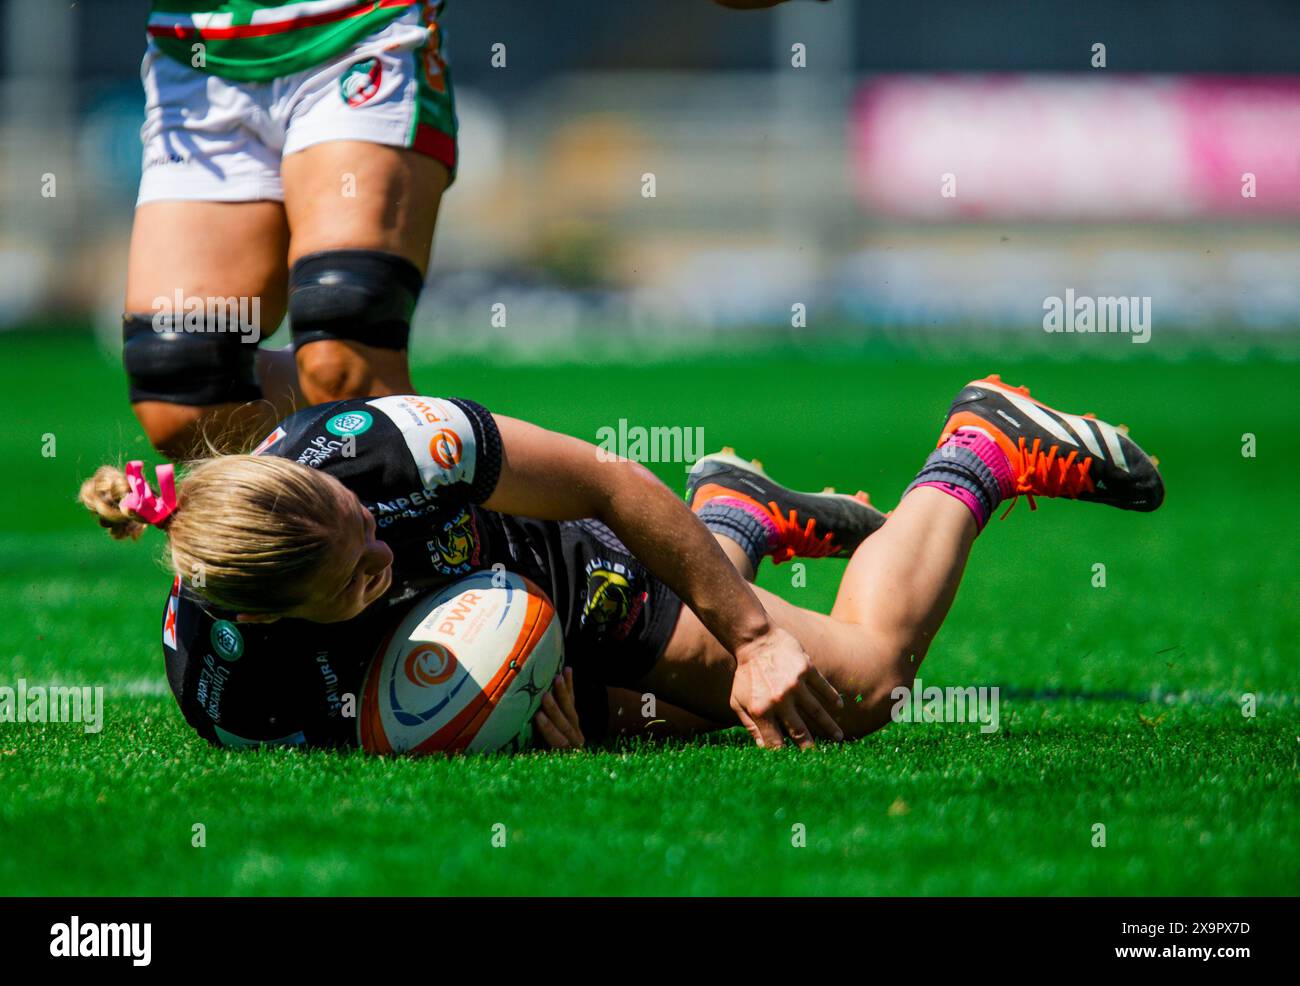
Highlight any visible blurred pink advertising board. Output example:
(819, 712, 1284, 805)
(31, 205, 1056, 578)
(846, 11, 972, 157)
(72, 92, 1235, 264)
(851, 75, 1300, 219)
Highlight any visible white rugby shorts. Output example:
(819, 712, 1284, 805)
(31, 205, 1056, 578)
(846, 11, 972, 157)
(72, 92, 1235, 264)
(136, 7, 456, 205)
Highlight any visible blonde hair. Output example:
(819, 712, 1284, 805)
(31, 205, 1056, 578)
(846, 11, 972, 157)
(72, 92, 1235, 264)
(79, 456, 344, 614)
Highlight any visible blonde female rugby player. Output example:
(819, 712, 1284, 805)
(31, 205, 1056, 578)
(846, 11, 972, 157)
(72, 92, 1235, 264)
(124, 0, 819, 461)
(80, 379, 1161, 751)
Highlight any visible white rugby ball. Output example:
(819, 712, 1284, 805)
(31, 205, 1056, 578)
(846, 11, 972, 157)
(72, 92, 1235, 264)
(358, 571, 563, 756)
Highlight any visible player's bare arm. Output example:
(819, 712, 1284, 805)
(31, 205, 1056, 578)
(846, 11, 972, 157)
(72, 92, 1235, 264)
(483, 415, 844, 747)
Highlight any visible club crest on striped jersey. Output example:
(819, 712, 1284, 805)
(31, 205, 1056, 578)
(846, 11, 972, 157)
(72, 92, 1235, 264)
(340, 56, 382, 107)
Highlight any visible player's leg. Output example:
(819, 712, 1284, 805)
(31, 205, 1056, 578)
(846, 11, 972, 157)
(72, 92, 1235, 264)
(639, 376, 1165, 740)
(641, 487, 975, 738)
(124, 200, 290, 459)
(607, 457, 894, 738)
(685, 447, 886, 581)
(641, 449, 902, 736)
(126, 41, 297, 460)
(603, 687, 723, 741)
(280, 143, 449, 402)
(277, 4, 458, 404)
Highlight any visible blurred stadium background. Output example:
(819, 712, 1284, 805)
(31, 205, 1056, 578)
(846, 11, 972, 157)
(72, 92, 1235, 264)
(1, 0, 1297, 360)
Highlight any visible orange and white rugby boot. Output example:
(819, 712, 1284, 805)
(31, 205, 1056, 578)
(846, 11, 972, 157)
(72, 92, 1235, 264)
(934, 374, 1165, 515)
(686, 449, 886, 565)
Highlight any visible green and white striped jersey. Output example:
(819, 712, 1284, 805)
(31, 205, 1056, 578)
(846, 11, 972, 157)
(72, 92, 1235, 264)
(146, 1, 435, 82)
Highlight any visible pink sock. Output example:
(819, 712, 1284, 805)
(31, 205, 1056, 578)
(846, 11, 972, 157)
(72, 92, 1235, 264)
(906, 428, 1015, 532)
(914, 481, 989, 528)
(948, 428, 1015, 498)
(708, 496, 779, 545)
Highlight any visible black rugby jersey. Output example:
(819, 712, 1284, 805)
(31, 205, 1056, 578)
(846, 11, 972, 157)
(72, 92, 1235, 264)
(163, 395, 569, 748)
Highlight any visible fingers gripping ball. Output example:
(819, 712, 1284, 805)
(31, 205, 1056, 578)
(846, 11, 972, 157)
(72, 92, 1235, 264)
(359, 571, 563, 756)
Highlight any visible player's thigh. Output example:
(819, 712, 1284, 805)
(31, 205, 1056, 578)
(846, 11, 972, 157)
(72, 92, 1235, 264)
(279, 0, 454, 273)
(280, 144, 449, 396)
(605, 686, 725, 739)
(638, 586, 907, 738)
(281, 141, 450, 272)
(125, 200, 289, 318)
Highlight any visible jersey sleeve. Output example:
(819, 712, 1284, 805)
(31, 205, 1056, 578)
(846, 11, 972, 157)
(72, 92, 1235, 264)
(354, 395, 503, 504)
(261, 395, 502, 507)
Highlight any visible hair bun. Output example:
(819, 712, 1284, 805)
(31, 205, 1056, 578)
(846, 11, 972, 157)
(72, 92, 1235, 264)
(79, 465, 148, 541)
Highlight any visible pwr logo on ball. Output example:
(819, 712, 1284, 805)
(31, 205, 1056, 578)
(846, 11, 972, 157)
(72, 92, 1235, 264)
(388, 640, 469, 730)
(359, 572, 563, 756)
(404, 643, 457, 687)
(340, 57, 382, 107)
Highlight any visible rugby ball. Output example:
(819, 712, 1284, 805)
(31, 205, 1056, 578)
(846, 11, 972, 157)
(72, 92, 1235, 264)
(358, 571, 563, 756)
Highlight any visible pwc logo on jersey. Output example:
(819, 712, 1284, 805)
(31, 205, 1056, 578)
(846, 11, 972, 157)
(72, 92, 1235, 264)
(397, 395, 452, 425)
(340, 57, 383, 107)
(367, 395, 477, 491)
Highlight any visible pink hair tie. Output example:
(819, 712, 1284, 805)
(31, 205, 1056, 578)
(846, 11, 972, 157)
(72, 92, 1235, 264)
(122, 460, 178, 528)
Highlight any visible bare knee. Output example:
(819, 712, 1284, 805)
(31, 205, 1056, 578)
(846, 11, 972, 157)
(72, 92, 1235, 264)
(294, 340, 411, 404)
(295, 341, 372, 403)
(834, 632, 921, 740)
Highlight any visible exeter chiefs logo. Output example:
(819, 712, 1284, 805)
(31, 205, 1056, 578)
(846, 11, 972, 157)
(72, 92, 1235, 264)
(340, 57, 382, 107)
(428, 508, 480, 575)
(581, 559, 646, 641)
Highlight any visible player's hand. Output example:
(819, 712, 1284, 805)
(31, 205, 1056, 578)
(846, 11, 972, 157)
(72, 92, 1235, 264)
(730, 626, 844, 749)
(534, 667, 585, 750)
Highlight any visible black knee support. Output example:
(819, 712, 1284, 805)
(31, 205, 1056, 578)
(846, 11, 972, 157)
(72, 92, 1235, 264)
(288, 250, 424, 352)
(122, 314, 262, 406)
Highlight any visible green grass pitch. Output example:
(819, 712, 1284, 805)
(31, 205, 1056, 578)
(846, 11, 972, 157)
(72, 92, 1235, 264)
(1, 330, 1296, 895)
